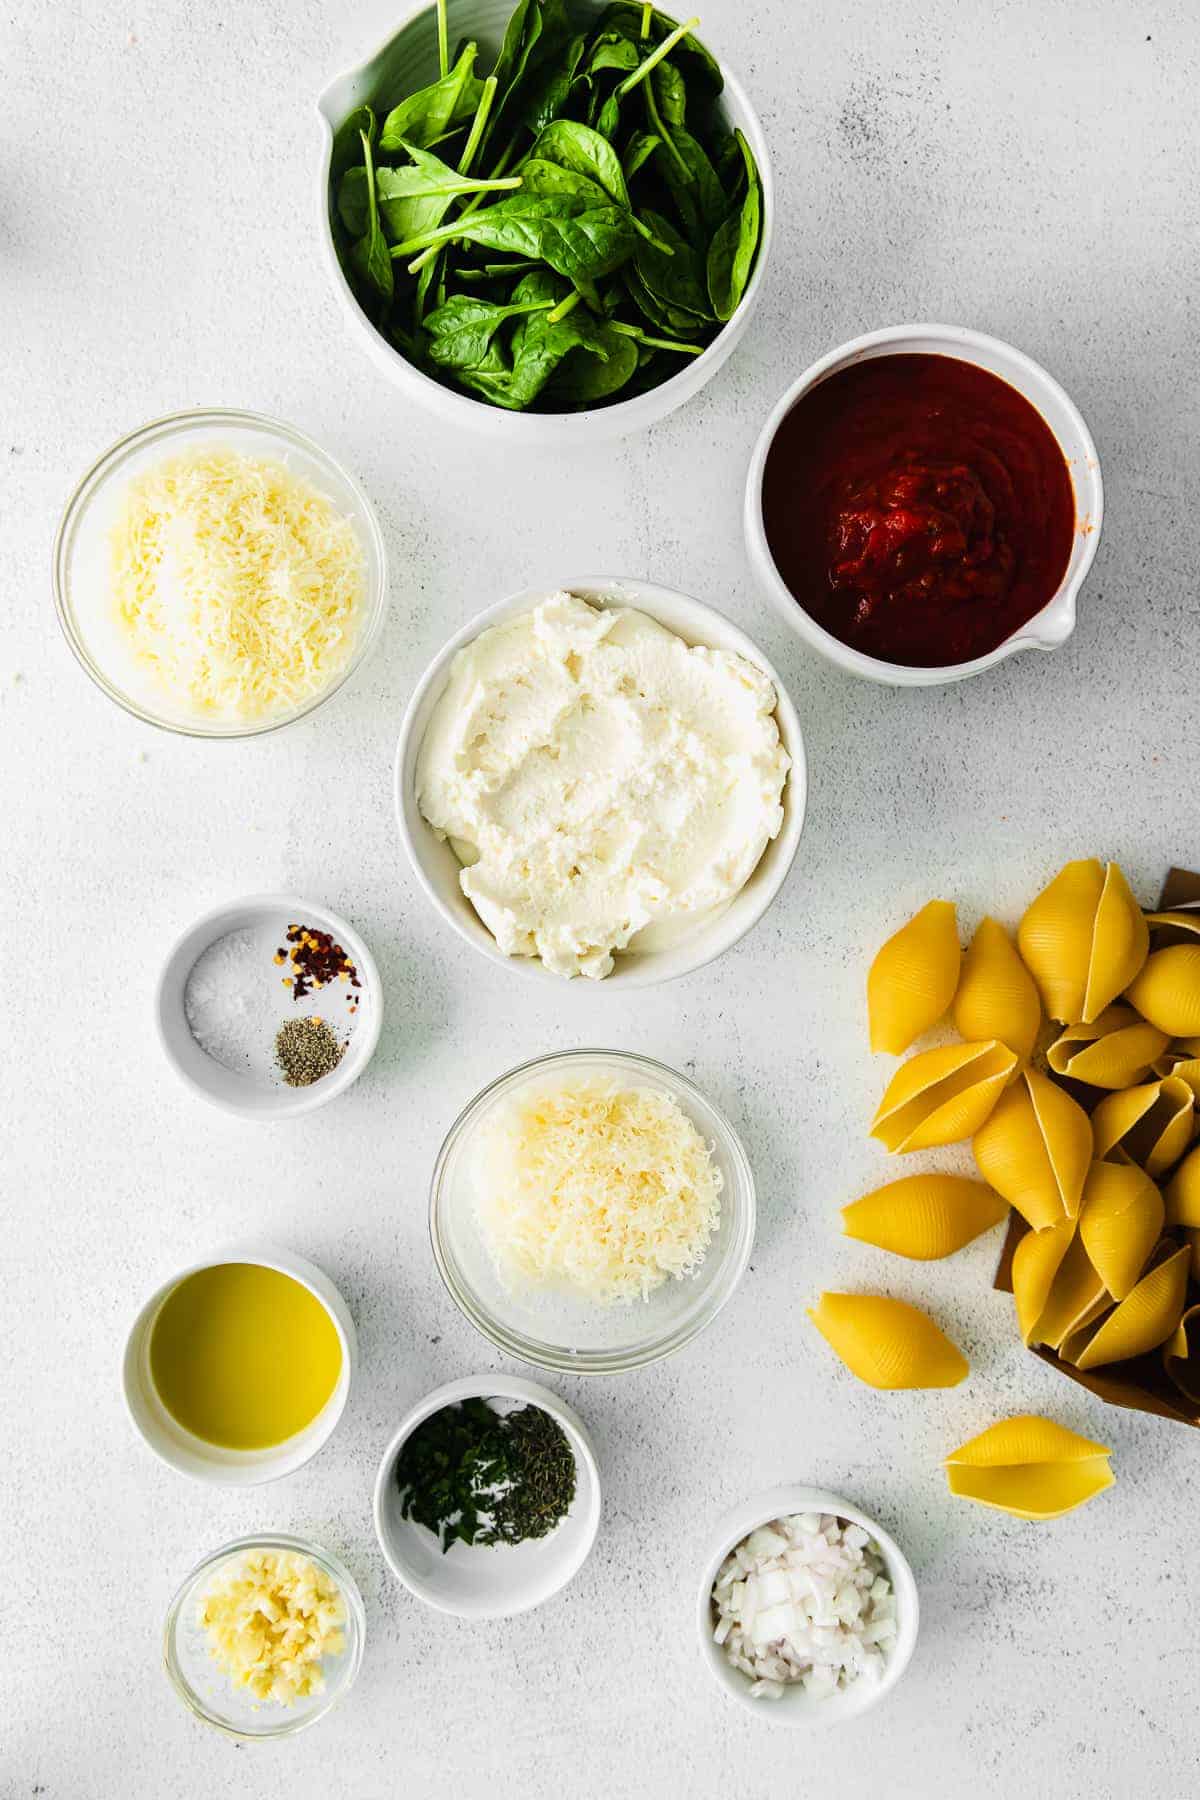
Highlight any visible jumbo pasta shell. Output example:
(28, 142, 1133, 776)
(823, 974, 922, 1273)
(841, 1174, 1008, 1260)
(870, 1041, 1017, 1153)
(1032, 1232, 1110, 1350)
(973, 1069, 1092, 1228)
(1068, 1242, 1190, 1370)
(868, 900, 960, 1054)
(1011, 1217, 1075, 1345)
(952, 916, 1042, 1063)
(1164, 1305, 1200, 1405)
(1145, 911, 1200, 939)
(944, 1415, 1113, 1521)
(1077, 1160, 1164, 1300)
(1165, 1144, 1200, 1228)
(1017, 860, 1148, 1025)
(1126, 946, 1200, 1036)
(1155, 1050, 1200, 1101)
(807, 1292, 968, 1389)
(1090, 1076, 1196, 1178)
(1046, 1005, 1169, 1090)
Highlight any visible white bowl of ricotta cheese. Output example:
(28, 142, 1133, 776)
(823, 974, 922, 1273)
(395, 579, 806, 986)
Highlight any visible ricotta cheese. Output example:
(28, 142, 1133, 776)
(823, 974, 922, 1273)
(416, 592, 791, 978)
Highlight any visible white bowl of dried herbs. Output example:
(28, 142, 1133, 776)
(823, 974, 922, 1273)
(373, 1373, 602, 1617)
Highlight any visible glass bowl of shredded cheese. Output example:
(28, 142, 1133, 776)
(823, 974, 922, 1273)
(430, 1049, 757, 1373)
(53, 409, 387, 737)
(164, 1534, 365, 1738)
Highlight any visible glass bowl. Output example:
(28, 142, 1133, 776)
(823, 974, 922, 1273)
(52, 408, 388, 737)
(163, 1533, 365, 1739)
(430, 1049, 756, 1374)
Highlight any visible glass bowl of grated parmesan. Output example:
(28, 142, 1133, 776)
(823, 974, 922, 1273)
(52, 408, 387, 737)
(430, 1049, 756, 1373)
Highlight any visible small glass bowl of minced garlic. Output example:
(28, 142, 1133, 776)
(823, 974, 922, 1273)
(163, 1535, 365, 1738)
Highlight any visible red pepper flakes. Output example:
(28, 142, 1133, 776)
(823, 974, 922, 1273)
(285, 923, 362, 1004)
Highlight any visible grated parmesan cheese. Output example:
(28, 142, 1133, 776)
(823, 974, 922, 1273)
(108, 446, 366, 721)
(474, 1076, 723, 1305)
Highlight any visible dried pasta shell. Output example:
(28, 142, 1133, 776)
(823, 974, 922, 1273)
(973, 1068, 1092, 1228)
(1165, 1144, 1200, 1228)
(807, 1292, 968, 1389)
(1090, 1076, 1196, 1178)
(1068, 1242, 1190, 1371)
(1145, 911, 1200, 939)
(944, 1415, 1113, 1521)
(1125, 946, 1200, 1037)
(1155, 1050, 1200, 1101)
(1011, 1217, 1075, 1345)
(1077, 1160, 1163, 1300)
(1164, 1305, 1200, 1405)
(870, 1040, 1016, 1153)
(841, 1174, 1008, 1260)
(868, 900, 960, 1054)
(1046, 1004, 1169, 1090)
(1032, 1232, 1110, 1349)
(952, 916, 1042, 1063)
(1017, 859, 1148, 1024)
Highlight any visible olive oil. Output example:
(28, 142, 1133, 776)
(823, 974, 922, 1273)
(149, 1263, 342, 1450)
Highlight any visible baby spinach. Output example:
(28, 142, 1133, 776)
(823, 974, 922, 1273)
(423, 290, 557, 368)
(329, 0, 763, 411)
(350, 128, 394, 303)
(706, 128, 760, 321)
(379, 43, 483, 151)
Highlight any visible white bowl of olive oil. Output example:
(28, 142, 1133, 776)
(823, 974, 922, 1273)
(122, 1243, 357, 1485)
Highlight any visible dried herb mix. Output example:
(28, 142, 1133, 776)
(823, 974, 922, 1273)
(395, 1397, 576, 1550)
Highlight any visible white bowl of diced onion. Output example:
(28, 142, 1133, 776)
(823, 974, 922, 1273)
(697, 1486, 919, 1726)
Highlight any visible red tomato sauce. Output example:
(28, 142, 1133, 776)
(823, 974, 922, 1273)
(761, 354, 1077, 667)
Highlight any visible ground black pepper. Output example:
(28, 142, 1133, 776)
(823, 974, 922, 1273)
(274, 1015, 346, 1087)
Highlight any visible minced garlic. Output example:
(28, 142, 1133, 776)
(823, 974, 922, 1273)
(197, 1548, 346, 1707)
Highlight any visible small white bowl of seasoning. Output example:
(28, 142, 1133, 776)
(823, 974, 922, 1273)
(373, 1374, 602, 1619)
(697, 1485, 919, 1726)
(123, 1242, 357, 1484)
(155, 893, 382, 1117)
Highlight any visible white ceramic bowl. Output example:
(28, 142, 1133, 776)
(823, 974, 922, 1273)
(123, 1243, 357, 1485)
(53, 408, 388, 736)
(164, 1532, 366, 1739)
(395, 577, 806, 987)
(697, 1485, 920, 1727)
(155, 893, 382, 1118)
(316, 2, 774, 443)
(744, 324, 1104, 687)
(374, 1373, 602, 1616)
(430, 1049, 756, 1373)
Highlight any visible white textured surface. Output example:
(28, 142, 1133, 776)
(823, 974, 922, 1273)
(4, 1, 1200, 1795)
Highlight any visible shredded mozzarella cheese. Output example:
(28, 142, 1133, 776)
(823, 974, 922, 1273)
(109, 447, 366, 720)
(474, 1076, 723, 1305)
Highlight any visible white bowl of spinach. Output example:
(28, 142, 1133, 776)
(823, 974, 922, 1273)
(318, 0, 772, 437)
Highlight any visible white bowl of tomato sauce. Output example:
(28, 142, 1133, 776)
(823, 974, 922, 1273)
(743, 324, 1103, 686)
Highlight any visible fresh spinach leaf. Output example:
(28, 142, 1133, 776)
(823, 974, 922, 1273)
(622, 129, 661, 178)
(652, 60, 687, 127)
(706, 127, 760, 321)
(350, 127, 394, 302)
(519, 156, 609, 207)
(331, 104, 375, 188)
(654, 124, 726, 238)
(485, 0, 571, 151)
(516, 31, 586, 134)
(339, 143, 520, 240)
(624, 259, 706, 338)
(547, 321, 639, 402)
(594, 4, 723, 98)
(393, 195, 638, 305)
(529, 120, 630, 208)
(423, 290, 557, 369)
(379, 44, 483, 152)
(634, 207, 712, 319)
